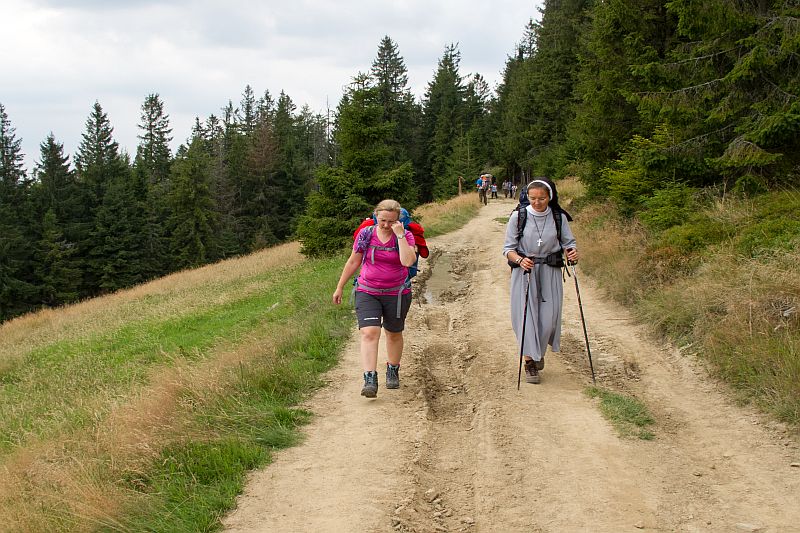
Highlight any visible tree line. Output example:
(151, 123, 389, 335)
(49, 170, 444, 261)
(0, 89, 328, 321)
(2, 0, 798, 321)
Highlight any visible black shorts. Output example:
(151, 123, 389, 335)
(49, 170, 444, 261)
(354, 290, 412, 332)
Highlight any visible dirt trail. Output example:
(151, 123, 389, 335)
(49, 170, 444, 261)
(223, 200, 800, 533)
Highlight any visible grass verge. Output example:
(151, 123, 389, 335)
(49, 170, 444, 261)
(575, 186, 800, 427)
(415, 193, 481, 238)
(585, 386, 655, 440)
(0, 253, 352, 531)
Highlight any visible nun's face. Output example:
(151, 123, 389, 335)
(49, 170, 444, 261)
(528, 186, 550, 213)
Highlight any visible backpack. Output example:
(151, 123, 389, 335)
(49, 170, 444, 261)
(352, 208, 428, 280)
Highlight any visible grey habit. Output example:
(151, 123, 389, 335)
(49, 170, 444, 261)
(503, 206, 577, 362)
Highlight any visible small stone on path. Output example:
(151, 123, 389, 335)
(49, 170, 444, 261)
(790, 462, 800, 468)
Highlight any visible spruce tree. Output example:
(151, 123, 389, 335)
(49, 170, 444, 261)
(239, 85, 258, 137)
(296, 74, 414, 256)
(134, 94, 173, 278)
(35, 209, 82, 305)
(168, 136, 217, 268)
(494, 42, 533, 183)
(0, 103, 36, 320)
(644, 0, 800, 191)
(74, 101, 134, 294)
(135, 93, 173, 186)
(32, 133, 85, 305)
(526, 0, 592, 176)
(240, 101, 280, 250)
(422, 44, 466, 200)
(371, 36, 419, 165)
(568, 0, 674, 190)
(450, 73, 491, 182)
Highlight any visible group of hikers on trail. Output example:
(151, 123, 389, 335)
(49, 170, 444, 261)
(332, 177, 578, 397)
(476, 174, 520, 205)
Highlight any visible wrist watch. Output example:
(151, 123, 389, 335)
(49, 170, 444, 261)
(397, 233, 405, 240)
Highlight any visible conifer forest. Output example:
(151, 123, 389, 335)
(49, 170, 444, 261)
(1, 0, 798, 322)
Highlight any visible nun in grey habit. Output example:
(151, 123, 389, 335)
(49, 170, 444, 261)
(503, 180, 578, 381)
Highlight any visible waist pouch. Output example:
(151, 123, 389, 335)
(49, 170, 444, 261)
(508, 251, 564, 269)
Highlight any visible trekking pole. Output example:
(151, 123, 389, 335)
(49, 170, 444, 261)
(569, 261, 596, 384)
(517, 268, 531, 390)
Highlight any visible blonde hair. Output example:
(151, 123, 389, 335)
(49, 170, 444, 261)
(374, 199, 401, 217)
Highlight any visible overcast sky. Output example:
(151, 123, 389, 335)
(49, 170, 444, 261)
(2, 0, 543, 173)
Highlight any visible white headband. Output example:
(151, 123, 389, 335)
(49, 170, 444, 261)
(527, 179, 552, 199)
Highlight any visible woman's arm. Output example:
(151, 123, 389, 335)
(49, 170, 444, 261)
(560, 218, 579, 263)
(392, 222, 417, 267)
(332, 250, 363, 304)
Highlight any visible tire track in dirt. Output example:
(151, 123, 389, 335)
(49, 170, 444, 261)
(224, 200, 800, 533)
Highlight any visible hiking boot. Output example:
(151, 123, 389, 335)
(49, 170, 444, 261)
(361, 371, 378, 398)
(386, 363, 400, 389)
(524, 359, 541, 384)
(535, 356, 545, 371)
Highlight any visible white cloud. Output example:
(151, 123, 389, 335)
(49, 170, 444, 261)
(2, 0, 543, 172)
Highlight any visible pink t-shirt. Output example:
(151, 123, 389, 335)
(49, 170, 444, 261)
(354, 228, 415, 295)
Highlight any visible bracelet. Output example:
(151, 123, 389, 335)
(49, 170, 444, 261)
(516, 256, 524, 265)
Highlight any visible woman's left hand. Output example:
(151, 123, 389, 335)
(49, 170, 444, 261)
(391, 220, 405, 237)
(565, 248, 578, 263)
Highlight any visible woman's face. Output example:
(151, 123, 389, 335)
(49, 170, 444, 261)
(376, 210, 399, 230)
(528, 186, 550, 212)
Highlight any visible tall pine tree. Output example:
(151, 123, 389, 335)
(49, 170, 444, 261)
(169, 136, 217, 268)
(135, 93, 173, 277)
(0, 103, 36, 320)
(422, 44, 466, 200)
(75, 101, 138, 294)
(32, 133, 83, 306)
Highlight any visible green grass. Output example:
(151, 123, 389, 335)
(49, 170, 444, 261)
(0, 253, 354, 531)
(494, 216, 510, 225)
(0, 259, 347, 456)
(112, 258, 352, 532)
(110, 316, 351, 532)
(585, 386, 655, 440)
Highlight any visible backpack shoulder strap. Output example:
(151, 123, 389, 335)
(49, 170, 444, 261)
(355, 226, 374, 255)
(553, 210, 563, 251)
(516, 205, 527, 242)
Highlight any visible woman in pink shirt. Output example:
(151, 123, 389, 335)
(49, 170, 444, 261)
(333, 199, 417, 398)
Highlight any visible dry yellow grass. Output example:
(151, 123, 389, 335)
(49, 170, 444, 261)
(573, 202, 649, 304)
(555, 176, 585, 207)
(414, 192, 479, 220)
(573, 186, 799, 423)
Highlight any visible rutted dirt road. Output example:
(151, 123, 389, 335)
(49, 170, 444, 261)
(223, 200, 800, 532)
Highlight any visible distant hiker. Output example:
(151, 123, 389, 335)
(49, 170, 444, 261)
(477, 175, 488, 205)
(511, 183, 518, 199)
(491, 182, 498, 199)
(333, 199, 417, 398)
(503, 178, 578, 384)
